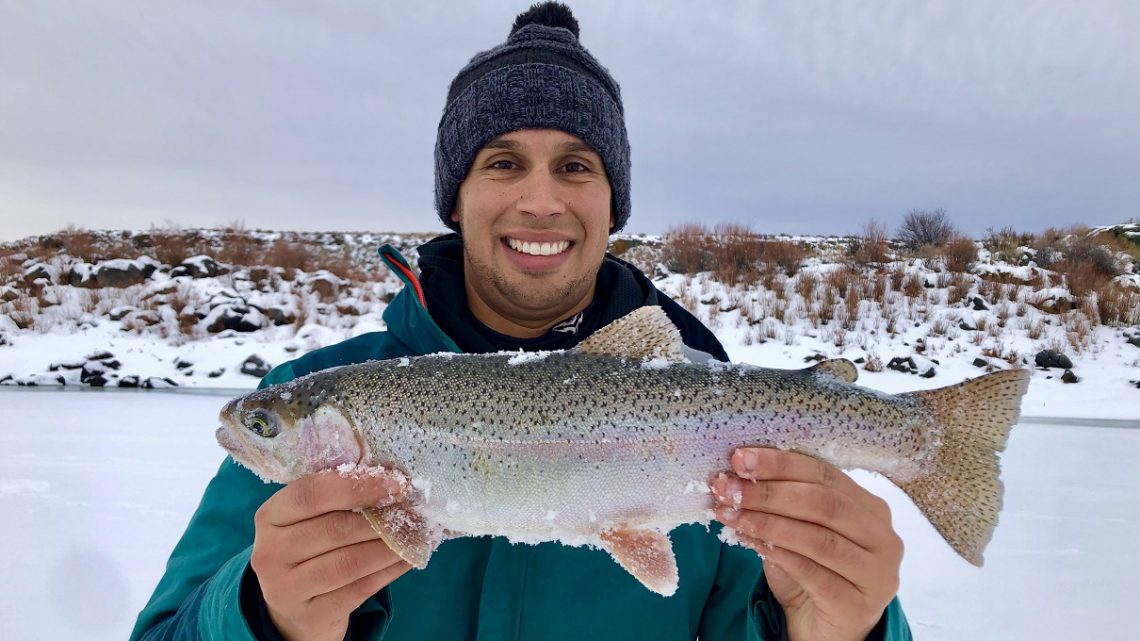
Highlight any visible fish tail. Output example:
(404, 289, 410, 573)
(893, 368, 1030, 566)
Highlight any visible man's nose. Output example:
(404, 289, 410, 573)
(515, 168, 564, 219)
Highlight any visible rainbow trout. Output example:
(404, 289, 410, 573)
(217, 306, 1029, 595)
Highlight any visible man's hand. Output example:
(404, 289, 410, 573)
(250, 470, 412, 641)
(712, 448, 903, 641)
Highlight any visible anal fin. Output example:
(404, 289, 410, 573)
(361, 503, 441, 569)
(599, 528, 679, 597)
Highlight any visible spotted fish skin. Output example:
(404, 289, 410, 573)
(217, 307, 1030, 595)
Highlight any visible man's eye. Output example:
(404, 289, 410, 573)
(489, 160, 516, 170)
(563, 162, 588, 173)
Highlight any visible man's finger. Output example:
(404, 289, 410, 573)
(731, 448, 887, 514)
(293, 538, 408, 598)
(712, 474, 881, 549)
(260, 470, 407, 527)
(310, 560, 413, 619)
(278, 509, 391, 565)
(716, 505, 876, 586)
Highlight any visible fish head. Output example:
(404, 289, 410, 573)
(216, 381, 367, 484)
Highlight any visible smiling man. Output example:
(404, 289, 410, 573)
(132, 4, 911, 641)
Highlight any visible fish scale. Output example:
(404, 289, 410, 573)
(217, 306, 1030, 595)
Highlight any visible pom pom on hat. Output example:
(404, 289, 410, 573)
(510, 2, 580, 38)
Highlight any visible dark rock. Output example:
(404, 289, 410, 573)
(23, 263, 56, 284)
(802, 354, 826, 363)
(240, 355, 272, 378)
(80, 362, 107, 384)
(49, 360, 86, 371)
(853, 357, 866, 364)
(205, 306, 264, 333)
(266, 307, 297, 326)
(207, 368, 225, 378)
(1061, 369, 1080, 384)
(66, 264, 98, 288)
(0, 333, 8, 347)
(1128, 335, 1140, 349)
(118, 375, 140, 388)
(102, 359, 122, 370)
(973, 357, 989, 368)
(958, 320, 976, 331)
(86, 373, 108, 387)
(85, 350, 114, 361)
(0, 286, 19, 303)
(179, 255, 220, 278)
(971, 297, 989, 311)
(142, 376, 178, 389)
(1035, 349, 1073, 370)
(169, 266, 192, 278)
(174, 358, 194, 370)
(95, 260, 146, 288)
(887, 356, 917, 374)
(108, 306, 135, 321)
(0, 374, 12, 385)
(920, 368, 936, 379)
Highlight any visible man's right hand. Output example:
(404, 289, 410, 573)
(251, 470, 412, 641)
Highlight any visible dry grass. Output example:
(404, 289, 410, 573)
(215, 221, 264, 266)
(942, 236, 979, 273)
(850, 218, 891, 265)
(662, 223, 712, 275)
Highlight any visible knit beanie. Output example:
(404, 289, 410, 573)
(434, 2, 631, 233)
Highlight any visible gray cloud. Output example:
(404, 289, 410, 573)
(2, 0, 1137, 241)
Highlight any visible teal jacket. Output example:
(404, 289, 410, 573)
(131, 246, 911, 641)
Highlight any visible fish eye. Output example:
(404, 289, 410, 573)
(246, 411, 279, 438)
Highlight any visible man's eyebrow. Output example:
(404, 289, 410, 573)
(482, 138, 519, 151)
(560, 141, 599, 155)
(479, 138, 598, 155)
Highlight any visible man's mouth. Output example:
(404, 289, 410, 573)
(505, 238, 572, 256)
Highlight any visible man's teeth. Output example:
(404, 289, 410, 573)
(507, 239, 571, 256)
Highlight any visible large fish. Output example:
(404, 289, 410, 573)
(217, 306, 1029, 596)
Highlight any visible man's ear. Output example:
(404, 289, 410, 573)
(450, 210, 461, 225)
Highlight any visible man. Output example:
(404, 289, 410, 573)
(131, 4, 911, 640)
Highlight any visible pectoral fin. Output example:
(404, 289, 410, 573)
(361, 503, 441, 569)
(599, 528, 679, 597)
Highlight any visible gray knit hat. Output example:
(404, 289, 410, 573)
(434, 2, 631, 233)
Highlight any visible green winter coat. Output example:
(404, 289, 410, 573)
(130, 246, 911, 641)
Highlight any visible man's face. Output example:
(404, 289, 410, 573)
(450, 128, 614, 336)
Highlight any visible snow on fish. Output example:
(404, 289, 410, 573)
(216, 306, 1030, 596)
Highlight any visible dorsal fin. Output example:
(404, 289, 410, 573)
(573, 307, 686, 363)
(807, 358, 859, 383)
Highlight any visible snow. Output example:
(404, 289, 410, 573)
(1, 389, 1137, 640)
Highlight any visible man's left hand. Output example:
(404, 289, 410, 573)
(712, 447, 904, 641)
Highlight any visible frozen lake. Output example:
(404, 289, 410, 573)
(1, 388, 1137, 640)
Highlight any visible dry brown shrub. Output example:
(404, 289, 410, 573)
(1027, 318, 1046, 340)
(983, 226, 1034, 262)
(264, 239, 314, 273)
(930, 319, 949, 336)
(796, 274, 818, 303)
(1062, 260, 1112, 299)
(946, 273, 971, 305)
(851, 218, 891, 265)
(943, 236, 979, 273)
(843, 289, 860, 330)
(1094, 284, 1140, 326)
(215, 222, 264, 266)
(59, 225, 101, 262)
(898, 208, 954, 249)
(902, 273, 924, 299)
(5, 296, 38, 330)
(711, 223, 762, 285)
(825, 266, 860, 298)
(148, 228, 202, 267)
(662, 223, 712, 275)
(755, 239, 807, 278)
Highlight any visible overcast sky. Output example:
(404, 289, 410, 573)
(2, 0, 1137, 242)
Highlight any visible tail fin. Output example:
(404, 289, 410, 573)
(892, 368, 1031, 566)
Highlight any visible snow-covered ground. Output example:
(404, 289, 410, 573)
(1, 388, 1137, 641)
